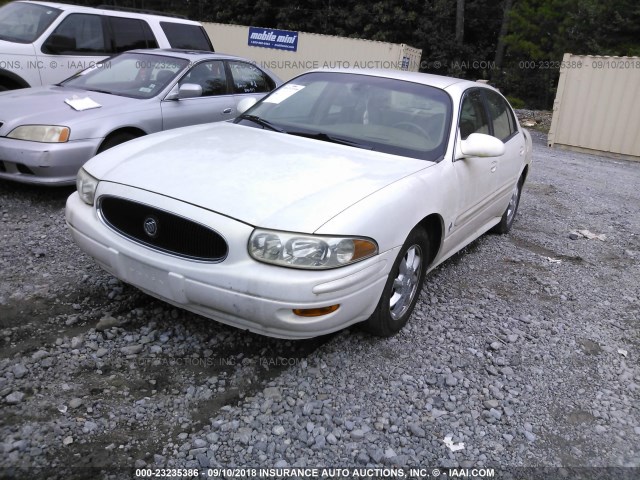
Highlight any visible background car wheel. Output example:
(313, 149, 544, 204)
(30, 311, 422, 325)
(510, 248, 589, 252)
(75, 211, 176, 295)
(492, 175, 524, 234)
(365, 227, 429, 337)
(97, 132, 139, 154)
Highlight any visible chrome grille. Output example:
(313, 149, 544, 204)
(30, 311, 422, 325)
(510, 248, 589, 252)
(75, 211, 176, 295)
(99, 196, 228, 261)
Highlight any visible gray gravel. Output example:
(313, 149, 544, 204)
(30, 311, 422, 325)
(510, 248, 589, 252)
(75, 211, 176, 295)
(0, 129, 638, 479)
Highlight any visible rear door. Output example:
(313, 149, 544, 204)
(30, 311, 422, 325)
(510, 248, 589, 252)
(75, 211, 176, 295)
(483, 89, 525, 198)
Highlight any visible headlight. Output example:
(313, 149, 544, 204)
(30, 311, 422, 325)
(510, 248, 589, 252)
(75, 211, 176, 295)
(8, 125, 70, 143)
(249, 229, 377, 269)
(76, 168, 99, 205)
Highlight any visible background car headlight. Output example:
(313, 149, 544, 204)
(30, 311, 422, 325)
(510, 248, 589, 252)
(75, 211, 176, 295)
(76, 168, 99, 206)
(249, 229, 377, 269)
(8, 125, 70, 143)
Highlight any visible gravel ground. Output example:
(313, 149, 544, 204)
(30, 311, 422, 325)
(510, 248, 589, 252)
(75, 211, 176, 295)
(0, 129, 638, 479)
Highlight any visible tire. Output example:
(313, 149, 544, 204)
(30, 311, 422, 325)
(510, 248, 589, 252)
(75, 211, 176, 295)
(97, 132, 138, 154)
(365, 227, 429, 337)
(491, 176, 523, 234)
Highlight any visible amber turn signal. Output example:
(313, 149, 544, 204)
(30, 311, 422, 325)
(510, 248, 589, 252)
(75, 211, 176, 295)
(293, 305, 340, 317)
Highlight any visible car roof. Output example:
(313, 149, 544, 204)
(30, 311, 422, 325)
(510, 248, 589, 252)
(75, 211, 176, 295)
(126, 48, 251, 62)
(302, 68, 498, 93)
(19, 1, 202, 24)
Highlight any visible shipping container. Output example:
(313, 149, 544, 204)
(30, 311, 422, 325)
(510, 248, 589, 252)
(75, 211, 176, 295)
(203, 23, 422, 81)
(548, 53, 640, 161)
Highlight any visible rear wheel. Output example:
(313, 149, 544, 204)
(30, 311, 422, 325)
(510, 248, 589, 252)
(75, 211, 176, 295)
(365, 227, 429, 337)
(97, 132, 138, 154)
(492, 176, 523, 234)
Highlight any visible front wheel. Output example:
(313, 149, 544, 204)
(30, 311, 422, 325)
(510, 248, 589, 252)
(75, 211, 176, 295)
(365, 227, 429, 337)
(97, 132, 138, 154)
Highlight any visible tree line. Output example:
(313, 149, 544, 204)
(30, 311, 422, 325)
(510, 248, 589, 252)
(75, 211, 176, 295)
(38, 1, 640, 108)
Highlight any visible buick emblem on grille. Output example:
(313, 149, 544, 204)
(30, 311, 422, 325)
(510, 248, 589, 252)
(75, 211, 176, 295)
(143, 216, 159, 238)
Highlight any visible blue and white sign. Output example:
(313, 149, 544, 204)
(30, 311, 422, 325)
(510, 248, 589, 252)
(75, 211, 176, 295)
(248, 27, 299, 52)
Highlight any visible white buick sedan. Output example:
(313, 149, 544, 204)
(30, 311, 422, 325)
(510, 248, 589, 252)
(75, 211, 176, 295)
(66, 69, 532, 339)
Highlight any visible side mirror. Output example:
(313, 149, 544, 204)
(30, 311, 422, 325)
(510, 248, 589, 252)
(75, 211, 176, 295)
(459, 133, 505, 158)
(178, 83, 203, 99)
(165, 83, 203, 101)
(237, 97, 257, 115)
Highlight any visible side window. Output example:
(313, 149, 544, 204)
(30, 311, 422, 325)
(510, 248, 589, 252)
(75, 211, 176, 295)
(459, 90, 489, 140)
(228, 61, 275, 94)
(109, 17, 158, 52)
(180, 61, 227, 96)
(160, 22, 212, 50)
(485, 90, 517, 141)
(42, 13, 106, 54)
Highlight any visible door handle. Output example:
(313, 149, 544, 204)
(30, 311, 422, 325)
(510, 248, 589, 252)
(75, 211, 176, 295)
(490, 161, 498, 173)
(223, 108, 232, 114)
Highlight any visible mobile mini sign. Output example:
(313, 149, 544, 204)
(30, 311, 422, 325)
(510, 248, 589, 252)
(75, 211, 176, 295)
(248, 27, 299, 52)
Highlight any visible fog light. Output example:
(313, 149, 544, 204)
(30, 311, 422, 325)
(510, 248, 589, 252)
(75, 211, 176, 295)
(293, 305, 340, 317)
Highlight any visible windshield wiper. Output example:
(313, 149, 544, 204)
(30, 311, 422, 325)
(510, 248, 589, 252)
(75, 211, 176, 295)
(239, 114, 285, 133)
(86, 88, 116, 95)
(287, 131, 373, 150)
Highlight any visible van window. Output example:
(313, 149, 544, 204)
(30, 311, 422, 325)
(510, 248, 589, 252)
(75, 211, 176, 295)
(42, 13, 106, 54)
(160, 22, 212, 51)
(109, 17, 158, 52)
(0, 2, 62, 43)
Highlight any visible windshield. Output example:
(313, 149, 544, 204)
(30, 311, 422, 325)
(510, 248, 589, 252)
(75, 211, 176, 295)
(235, 71, 452, 161)
(61, 53, 189, 99)
(0, 2, 62, 43)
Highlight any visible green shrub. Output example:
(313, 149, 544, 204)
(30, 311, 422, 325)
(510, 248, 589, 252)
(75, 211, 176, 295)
(506, 96, 526, 109)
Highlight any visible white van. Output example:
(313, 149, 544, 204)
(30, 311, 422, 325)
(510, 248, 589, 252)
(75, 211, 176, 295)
(0, 1, 214, 90)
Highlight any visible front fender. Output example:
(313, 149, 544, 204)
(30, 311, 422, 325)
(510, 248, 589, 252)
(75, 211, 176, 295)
(315, 161, 451, 255)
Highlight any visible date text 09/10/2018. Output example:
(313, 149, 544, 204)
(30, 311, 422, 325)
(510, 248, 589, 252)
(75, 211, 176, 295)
(134, 467, 497, 478)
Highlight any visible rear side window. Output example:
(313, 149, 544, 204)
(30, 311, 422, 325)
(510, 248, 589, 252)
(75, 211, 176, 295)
(484, 90, 517, 141)
(228, 61, 275, 94)
(160, 22, 212, 51)
(109, 17, 158, 52)
(41, 13, 106, 54)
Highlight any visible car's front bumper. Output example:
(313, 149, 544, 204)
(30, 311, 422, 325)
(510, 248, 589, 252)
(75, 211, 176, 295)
(65, 183, 397, 339)
(0, 137, 99, 186)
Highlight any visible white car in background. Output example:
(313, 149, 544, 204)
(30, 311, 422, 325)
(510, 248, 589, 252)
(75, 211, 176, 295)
(66, 69, 533, 339)
(0, 0, 213, 90)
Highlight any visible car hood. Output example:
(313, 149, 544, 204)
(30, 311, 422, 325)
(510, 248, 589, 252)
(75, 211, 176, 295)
(87, 123, 435, 233)
(0, 86, 140, 130)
